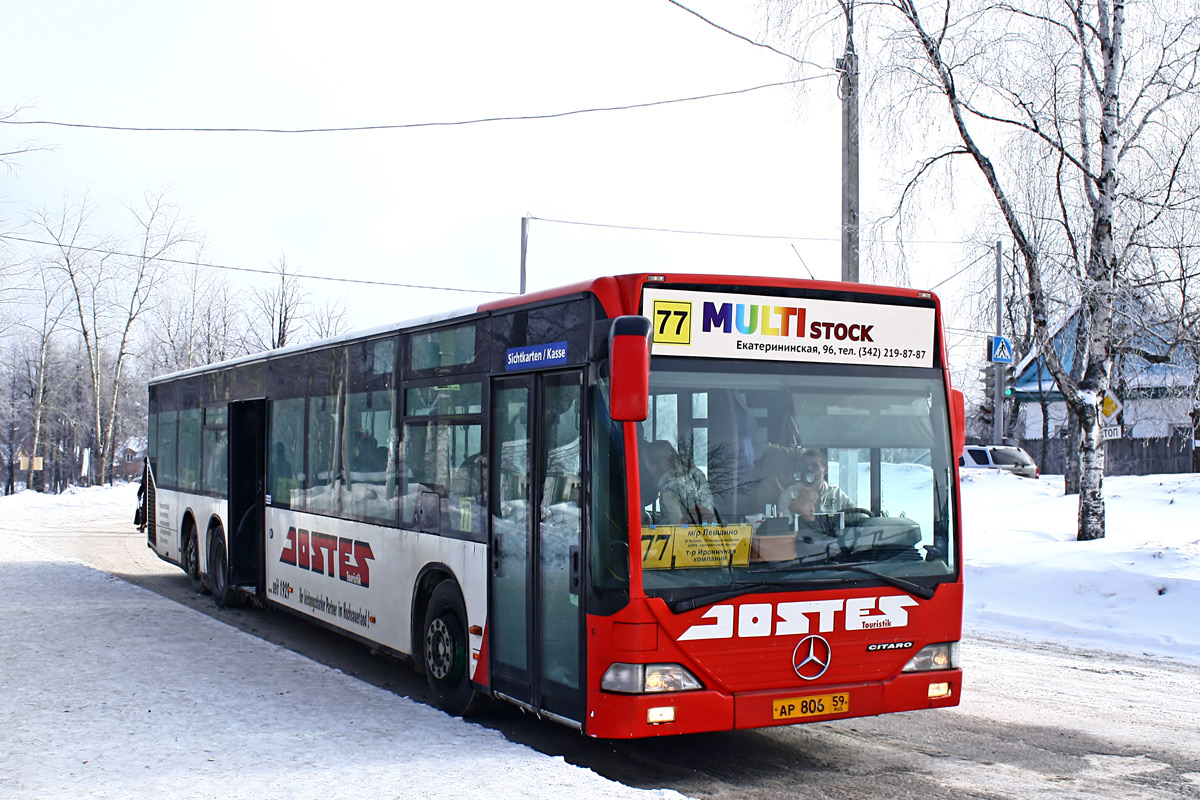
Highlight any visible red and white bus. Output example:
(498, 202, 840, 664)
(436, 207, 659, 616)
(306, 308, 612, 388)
(138, 273, 966, 738)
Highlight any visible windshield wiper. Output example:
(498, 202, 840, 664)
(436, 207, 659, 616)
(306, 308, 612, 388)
(668, 561, 934, 613)
(670, 582, 804, 614)
(830, 563, 935, 600)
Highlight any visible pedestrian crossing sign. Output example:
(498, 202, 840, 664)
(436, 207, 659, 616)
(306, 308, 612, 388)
(990, 336, 1013, 363)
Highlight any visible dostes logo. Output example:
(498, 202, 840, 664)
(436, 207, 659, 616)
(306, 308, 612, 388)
(677, 596, 919, 641)
(280, 526, 375, 588)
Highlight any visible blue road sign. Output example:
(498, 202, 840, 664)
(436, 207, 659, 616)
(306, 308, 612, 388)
(990, 336, 1013, 363)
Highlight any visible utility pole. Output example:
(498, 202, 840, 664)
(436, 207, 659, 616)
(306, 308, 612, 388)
(520, 217, 529, 295)
(838, 6, 859, 284)
(993, 241, 1004, 444)
(837, 2, 861, 505)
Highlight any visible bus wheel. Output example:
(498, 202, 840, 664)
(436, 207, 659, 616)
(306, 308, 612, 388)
(208, 532, 239, 609)
(182, 523, 207, 595)
(422, 581, 481, 717)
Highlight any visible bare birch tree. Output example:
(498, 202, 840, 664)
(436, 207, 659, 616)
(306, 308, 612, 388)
(0, 105, 47, 171)
(309, 296, 350, 341)
(37, 191, 192, 484)
(19, 265, 71, 490)
(774, 0, 1200, 539)
(147, 244, 252, 372)
(249, 255, 306, 351)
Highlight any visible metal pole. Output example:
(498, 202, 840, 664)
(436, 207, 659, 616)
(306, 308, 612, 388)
(520, 217, 528, 295)
(994, 241, 1003, 444)
(840, 25, 859, 283)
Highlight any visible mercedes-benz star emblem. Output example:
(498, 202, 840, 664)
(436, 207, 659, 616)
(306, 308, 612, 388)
(792, 635, 832, 680)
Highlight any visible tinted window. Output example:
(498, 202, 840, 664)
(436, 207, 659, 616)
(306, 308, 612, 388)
(269, 398, 305, 507)
(148, 413, 158, 460)
(157, 411, 178, 487)
(177, 408, 202, 492)
(306, 393, 342, 515)
(405, 383, 482, 416)
(966, 448, 989, 465)
(202, 406, 228, 494)
(589, 376, 629, 613)
(991, 448, 1033, 467)
(401, 420, 483, 536)
(411, 324, 477, 371)
(345, 389, 397, 524)
(490, 299, 592, 373)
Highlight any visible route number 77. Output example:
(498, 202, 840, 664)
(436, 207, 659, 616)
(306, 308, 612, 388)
(651, 300, 692, 345)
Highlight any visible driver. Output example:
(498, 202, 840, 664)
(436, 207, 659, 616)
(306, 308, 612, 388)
(778, 448, 855, 517)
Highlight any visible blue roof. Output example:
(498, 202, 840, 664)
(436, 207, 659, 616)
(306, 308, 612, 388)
(1011, 304, 1195, 401)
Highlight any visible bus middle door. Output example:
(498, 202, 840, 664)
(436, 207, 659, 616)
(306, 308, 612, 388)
(488, 370, 585, 724)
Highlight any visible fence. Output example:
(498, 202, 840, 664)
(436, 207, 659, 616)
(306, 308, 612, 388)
(1022, 431, 1196, 476)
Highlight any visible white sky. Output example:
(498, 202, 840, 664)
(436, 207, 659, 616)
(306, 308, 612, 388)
(2, 0, 991, 365)
(2, 473, 1198, 797)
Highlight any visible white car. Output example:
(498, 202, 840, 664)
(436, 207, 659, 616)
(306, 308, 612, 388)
(959, 445, 1039, 479)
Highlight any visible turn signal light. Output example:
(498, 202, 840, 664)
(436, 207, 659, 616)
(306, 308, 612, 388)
(646, 706, 676, 724)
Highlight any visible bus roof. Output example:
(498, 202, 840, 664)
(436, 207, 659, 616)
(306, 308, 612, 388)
(150, 273, 939, 385)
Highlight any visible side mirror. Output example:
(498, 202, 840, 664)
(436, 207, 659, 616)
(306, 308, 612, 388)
(608, 315, 652, 422)
(949, 387, 966, 459)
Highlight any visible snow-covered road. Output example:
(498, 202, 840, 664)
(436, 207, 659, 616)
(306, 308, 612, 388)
(3, 481, 1199, 799)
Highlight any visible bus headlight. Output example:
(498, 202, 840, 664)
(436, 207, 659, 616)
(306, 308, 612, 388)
(601, 663, 704, 693)
(901, 642, 960, 672)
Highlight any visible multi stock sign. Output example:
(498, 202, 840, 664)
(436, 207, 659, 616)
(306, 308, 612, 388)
(643, 287, 936, 368)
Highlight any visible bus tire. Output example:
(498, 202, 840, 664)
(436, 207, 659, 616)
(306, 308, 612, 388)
(422, 581, 481, 717)
(182, 521, 207, 595)
(208, 531, 239, 609)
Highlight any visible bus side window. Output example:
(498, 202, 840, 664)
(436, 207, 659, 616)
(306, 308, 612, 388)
(269, 398, 305, 508)
(401, 420, 483, 536)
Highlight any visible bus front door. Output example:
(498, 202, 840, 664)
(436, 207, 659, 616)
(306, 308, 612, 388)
(489, 371, 585, 724)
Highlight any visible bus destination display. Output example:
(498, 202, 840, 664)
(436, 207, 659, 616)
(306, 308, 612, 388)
(643, 287, 936, 368)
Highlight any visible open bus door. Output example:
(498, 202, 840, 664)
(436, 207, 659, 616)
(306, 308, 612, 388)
(488, 370, 586, 725)
(228, 399, 266, 594)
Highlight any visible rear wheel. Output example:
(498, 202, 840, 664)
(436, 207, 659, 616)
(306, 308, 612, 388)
(423, 581, 481, 717)
(182, 523, 207, 594)
(208, 531, 239, 608)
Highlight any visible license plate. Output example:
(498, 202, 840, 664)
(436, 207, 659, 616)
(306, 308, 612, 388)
(772, 692, 849, 720)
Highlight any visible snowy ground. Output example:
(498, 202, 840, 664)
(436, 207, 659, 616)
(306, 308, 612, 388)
(2, 472, 1198, 798)
(0, 483, 688, 800)
(960, 470, 1200, 662)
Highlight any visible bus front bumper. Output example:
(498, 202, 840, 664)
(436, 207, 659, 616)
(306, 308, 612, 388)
(584, 669, 962, 738)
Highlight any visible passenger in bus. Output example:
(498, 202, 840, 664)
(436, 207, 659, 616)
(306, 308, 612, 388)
(778, 448, 855, 516)
(748, 443, 801, 515)
(351, 428, 388, 473)
(273, 442, 293, 478)
(641, 439, 718, 525)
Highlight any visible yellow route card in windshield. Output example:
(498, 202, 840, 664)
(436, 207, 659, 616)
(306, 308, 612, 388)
(641, 524, 752, 569)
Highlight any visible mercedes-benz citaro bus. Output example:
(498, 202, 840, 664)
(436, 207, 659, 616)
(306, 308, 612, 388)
(137, 273, 966, 738)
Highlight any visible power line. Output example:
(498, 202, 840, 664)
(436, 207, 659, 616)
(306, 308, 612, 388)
(528, 215, 970, 245)
(946, 326, 1005, 337)
(530, 215, 840, 242)
(929, 249, 994, 290)
(664, 0, 825, 71)
(0, 234, 513, 295)
(0, 80, 815, 135)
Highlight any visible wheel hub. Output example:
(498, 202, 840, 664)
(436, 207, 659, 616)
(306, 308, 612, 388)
(426, 618, 453, 680)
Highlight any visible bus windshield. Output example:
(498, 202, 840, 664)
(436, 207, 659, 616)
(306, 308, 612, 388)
(638, 361, 957, 599)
